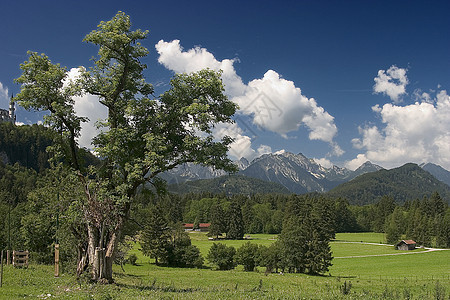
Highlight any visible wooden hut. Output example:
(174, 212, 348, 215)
(396, 240, 416, 250)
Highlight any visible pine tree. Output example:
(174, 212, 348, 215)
(385, 206, 404, 244)
(226, 200, 244, 240)
(140, 206, 170, 265)
(208, 200, 225, 239)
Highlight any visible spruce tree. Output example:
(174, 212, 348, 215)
(208, 200, 225, 239)
(140, 206, 170, 265)
(226, 200, 244, 239)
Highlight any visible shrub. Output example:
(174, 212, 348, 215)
(206, 243, 236, 270)
(128, 254, 138, 265)
(235, 242, 259, 271)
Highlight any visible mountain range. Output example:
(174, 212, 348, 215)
(164, 151, 384, 194)
(164, 151, 450, 203)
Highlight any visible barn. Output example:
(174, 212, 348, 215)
(183, 223, 210, 232)
(396, 240, 416, 250)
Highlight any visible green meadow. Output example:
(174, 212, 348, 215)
(0, 232, 448, 299)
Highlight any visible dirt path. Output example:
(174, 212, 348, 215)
(332, 241, 449, 259)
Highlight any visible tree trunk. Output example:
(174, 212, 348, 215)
(81, 220, 122, 283)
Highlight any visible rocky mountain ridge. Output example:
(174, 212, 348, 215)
(161, 151, 449, 194)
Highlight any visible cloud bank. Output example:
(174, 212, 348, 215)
(348, 89, 450, 170)
(156, 40, 341, 160)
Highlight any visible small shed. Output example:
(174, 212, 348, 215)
(396, 240, 416, 250)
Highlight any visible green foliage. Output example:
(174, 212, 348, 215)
(277, 195, 334, 275)
(140, 215, 203, 268)
(208, 199, 226, 238)
(185, 197, 217, 224)
(235, 242, 260, 271)
(226, 201, 244, 240)
(127, 254, 138, 265)
(21, 165, 86, 267)
(14, 11, 238, 280)
(385, 206, 404, 244)
(140, 206, 170, 265)
(0, 123, 53, 172)
(206, 243, 236, 270)
(257, 243, 283, 273)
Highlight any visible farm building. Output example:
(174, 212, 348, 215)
(396, 240, 416, 250)
(183, 223, 210, 232)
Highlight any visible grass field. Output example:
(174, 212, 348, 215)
(0, 232, 448, 299)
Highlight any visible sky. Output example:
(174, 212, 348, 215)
(1, 0, 449, 170)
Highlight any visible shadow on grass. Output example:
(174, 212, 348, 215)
(115, 278, 198, 293)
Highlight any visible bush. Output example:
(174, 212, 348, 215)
(206, 243, 236, 270)
(235, 242, 259, 271)
(128, 254, 138, 265)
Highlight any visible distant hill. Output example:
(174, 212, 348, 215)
(168, 175, 291, 195)
(0, 123, 53, 172)
(420, 163, 450, 187)
(0, 122, 99, 172)
(327, 163, 450, 205)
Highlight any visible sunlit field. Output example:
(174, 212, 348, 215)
(1, 232, 448, 299)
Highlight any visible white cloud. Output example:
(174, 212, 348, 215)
(233, 70, 338, 142)
(257, 144, 272, 156)
(314, 157, 333, 168)
(213, 122, 271, 161)
(156, 40, 246, 97)
(156, 40, 340, 156)
(373, 65, 408, 103)
(348, 90, 450, 170)
(66, 68, 107, 149)
(413, 89, 432, 103)
(0, 82, 9, 108)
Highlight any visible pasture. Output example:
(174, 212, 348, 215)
(0, 232, 448, 299)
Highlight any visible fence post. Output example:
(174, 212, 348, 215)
(6, 250, 10, 266)
(1, 250, 3, 288)
(54, 244, 59, 277)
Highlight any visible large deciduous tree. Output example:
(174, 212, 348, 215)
(14, 12, 237, 282)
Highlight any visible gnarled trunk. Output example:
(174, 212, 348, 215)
(76, 219, 123, 283)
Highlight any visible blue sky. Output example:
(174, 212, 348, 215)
(1, 0, 449, 170)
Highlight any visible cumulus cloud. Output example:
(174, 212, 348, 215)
(213, 122, 272, 161)
(314, 157, 333, 168)
(156, 40, 246, 97)
(233, 70, 338, 142)
(66, 68, 107, 149)
(0, 82, 9, 108)
(347, 90, 450, 170)
(373, 65, 408, 103)
(156, 39, 340, 157)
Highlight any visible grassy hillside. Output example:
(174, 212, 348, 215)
(327, 163, 450, 205)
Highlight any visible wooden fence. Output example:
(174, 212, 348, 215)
(12, 250, 29, 268)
